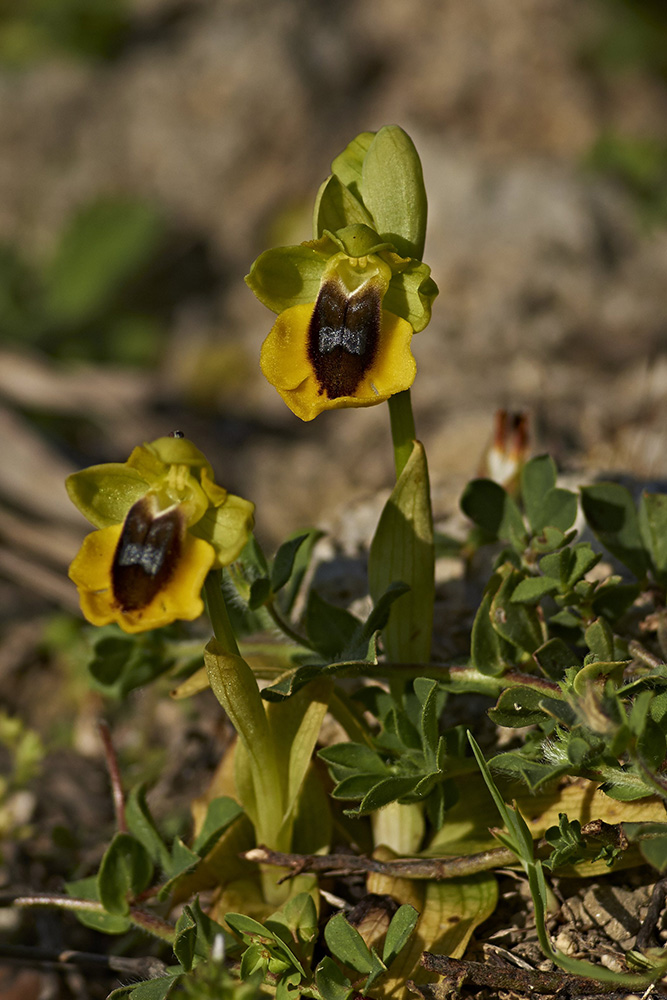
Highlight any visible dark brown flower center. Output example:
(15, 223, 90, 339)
(111, 495, 183, 612)
(307, 277, 381, 398)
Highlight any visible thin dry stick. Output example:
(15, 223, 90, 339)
(0, 942, 168, 980)
(415, 952, 632, 997)
(246, 822, 630, 883)
(98, 719, 128, 833)
(636, 877, 667, 951)
(12, 894, 175, 943)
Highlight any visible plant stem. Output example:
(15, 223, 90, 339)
(204, 570, 240, 656)
(388, 389, 416, 479)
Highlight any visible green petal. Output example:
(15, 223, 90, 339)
(66, 465, 150, 528)
(384, 260, 439, 333)
(313, 174, 375, 238)
(361, 126, 428, 261)
(324, 224, 392, 258)
(245, 244, 330, 314)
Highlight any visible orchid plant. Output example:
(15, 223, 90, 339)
(13, 126, 667, 1000)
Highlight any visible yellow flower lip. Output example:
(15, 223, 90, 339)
(111, 494, 183, 613)
(259, 252, 416, 421)
(306, 270, 383, 400)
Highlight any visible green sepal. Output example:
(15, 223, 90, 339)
(361, 125, 428, 260)
(314, 174, 375, 235)
(330, 130, 375, 199)
(66, 464, 149, 528)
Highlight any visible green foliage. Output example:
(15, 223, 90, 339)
(45, 123, 667, 999)
(320, 679, 466, 826)
(0, 0, 130, 64)
(0, 197, 168, 365)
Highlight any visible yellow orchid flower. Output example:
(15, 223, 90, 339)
(248, 226, 437, 422)
(67, 436, 254, 634)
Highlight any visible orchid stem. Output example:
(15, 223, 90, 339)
(388, 389, 416, 479)
(204, 570, 240, 656)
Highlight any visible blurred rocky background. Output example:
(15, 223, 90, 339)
(1, 2, 667, 995)
(1, 0, 667, 617)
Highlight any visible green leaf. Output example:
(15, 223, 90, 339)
(585, 618, 615, 662)
(369, 441, 434, 663)
(125, 977, 181, 1000)
(534, 638, 579, 679)
(640, 834, 667, 874)
(488, 687, 549, 727)
(522, 456, 578, 534)
(271, 534, 310, 594)
(315, 956, 353, 1000)
(357, 775, 420, 813)
(304, 590, 360, 660)
(65, 876, 131, 934)
(521, 455, 557, 525)
(174, 906, 197, 972)
(536, 488, 578, 533)
(330, 773, 386, 801)
(43, 198, 164, 325)
(318, 743, 387, 774)
(97, 833, 154, 917)
(416, 678, 439, 762)
(382, 904, 419, 966)
(566, 543, 602, 586)
(280, 528, 323, 615)
(274, 892, 319, 945)
(191, 796, 244, 856)
(470, 574, 507, 676)
(490, 566, 544, 655)
(468, 733, 534, 862)
(639, 491, 667, 585)
(248, 576, 271, 610)
(87, 631, 174, 699)
(125, 784, 172, 872)
(511, 576, 559, 604)
(158, 838, 200, 899)
(461, 479, 527, 548)
(324, 913, 373, 975)
(361, 125, 428, 260)
(581, 482, 649, 578)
